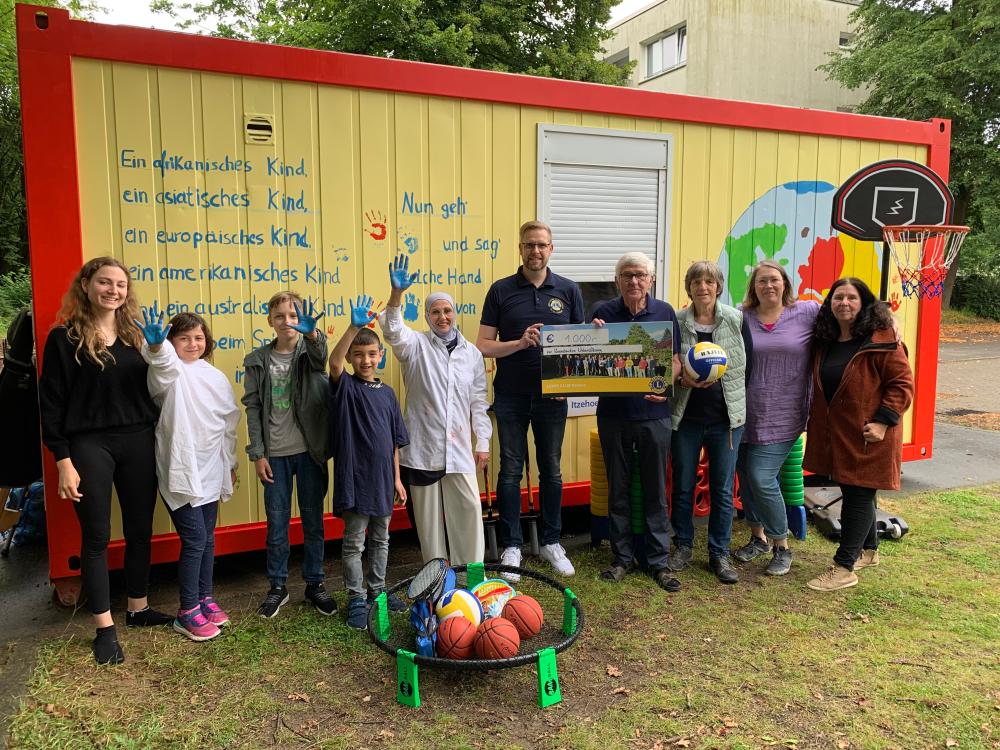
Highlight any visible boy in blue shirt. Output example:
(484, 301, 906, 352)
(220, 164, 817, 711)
(329, 295, 409, 629)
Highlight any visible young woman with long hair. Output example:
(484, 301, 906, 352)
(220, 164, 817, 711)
(39, 257, 171, 664)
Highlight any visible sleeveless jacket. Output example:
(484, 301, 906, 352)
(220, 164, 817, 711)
(671, 302, 747, 431)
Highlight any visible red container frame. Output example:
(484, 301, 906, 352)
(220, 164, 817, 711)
(16, 4, 950, 597)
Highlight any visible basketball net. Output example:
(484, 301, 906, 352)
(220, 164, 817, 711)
(882, 224, 969, 299)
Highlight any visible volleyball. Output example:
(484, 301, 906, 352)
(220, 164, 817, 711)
(684, 342, 728, 384)
(434, 588, 484, 627)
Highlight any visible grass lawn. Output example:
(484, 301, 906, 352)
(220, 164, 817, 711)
(7, 486, 1000, 750)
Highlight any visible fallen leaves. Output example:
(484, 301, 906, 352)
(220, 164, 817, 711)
(606, 664, 622, 678)
(287, 692, 310, 703)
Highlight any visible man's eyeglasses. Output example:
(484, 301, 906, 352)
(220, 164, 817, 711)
(520, 242, 550, 250)
(619, 272, 650, 282)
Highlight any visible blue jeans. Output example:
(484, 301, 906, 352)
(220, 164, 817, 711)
(263, 452, 329, 587)
(736, 440, 797, 542)
(598, 416, 672, 571)
(493, 393, 568, 547)
(670, 420, 744, 559)
(167, 501, 219, 610)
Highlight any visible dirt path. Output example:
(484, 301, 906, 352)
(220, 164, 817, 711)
(936, 317, 1000, 430)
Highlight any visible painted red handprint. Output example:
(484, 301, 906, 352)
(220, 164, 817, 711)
(365, 210, 387, 241)
(889, 291, 902, 312)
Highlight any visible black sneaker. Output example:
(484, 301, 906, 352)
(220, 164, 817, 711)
(733, 536, 771, 563)
(257, 585, 289, 619)
(710, 555, 740, 584)
(652, 568, 682, 592)
(125, 607, 173, 628)
(765, 547, 793, 576)
(346, 596, 368, 630)
(92, 626, 125, 665)
(304, 583, 338, 616)
(667, 545, 693, 572)
(367, 589, 407, 613)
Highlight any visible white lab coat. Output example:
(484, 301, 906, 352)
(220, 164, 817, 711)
(142, 342, 240, 510)
(379, 305, 491, 474)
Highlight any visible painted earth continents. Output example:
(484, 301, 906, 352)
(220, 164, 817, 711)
(718, 181, 883, 305)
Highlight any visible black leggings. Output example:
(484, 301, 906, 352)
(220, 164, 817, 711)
(69, 426, 158, 615)
(834, 483, 879, 570)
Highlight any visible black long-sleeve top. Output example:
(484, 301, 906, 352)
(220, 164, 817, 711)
(39, 326, 158, 460)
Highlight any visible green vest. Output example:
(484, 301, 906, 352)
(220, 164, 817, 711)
(671, 302, 747, 431)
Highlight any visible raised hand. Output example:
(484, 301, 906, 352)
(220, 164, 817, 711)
(289, 298, 324, 336)
(350, 294, 375, 328)
(133, 303, 171, 346)
(389, 253, 419, 290)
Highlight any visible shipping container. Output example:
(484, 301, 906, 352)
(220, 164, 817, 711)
(16, 4, 950, 601)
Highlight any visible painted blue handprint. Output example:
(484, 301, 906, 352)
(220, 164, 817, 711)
(377, 349, 387, 370)
(350, 294, 374, 328)
(403, 293, 419, 322)
(289, 298, 324, 336)
(389, 253, 419, 290)
(133, 302, 171, 346)
(398, 228, 419, 255)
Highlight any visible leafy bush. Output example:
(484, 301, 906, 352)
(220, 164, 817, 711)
(952, 272, 1000, 321)
(0, 266, 32, 328)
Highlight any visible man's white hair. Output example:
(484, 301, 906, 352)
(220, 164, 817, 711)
(615, 252, 655, 277)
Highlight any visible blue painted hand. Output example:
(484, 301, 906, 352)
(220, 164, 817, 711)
(389, 253, 419, 290)
(350, 294, 374, 328)
(289, 298, 324, 335)
(403, 293, 419, 322)
(133, 303, 171, 346)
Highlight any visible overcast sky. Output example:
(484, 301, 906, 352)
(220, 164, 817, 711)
(91, 0, 654, 30)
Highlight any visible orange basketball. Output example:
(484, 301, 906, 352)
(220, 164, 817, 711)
(502, 595, 544, 639)
(436, 615, 476, 660)
(473, 617, 520, 660)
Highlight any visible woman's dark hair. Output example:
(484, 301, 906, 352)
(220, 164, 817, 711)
(814, 277, 894, 344)
(166, 312, 215, 360)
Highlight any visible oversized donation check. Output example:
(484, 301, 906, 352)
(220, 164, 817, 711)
(539, 322, 674, 398)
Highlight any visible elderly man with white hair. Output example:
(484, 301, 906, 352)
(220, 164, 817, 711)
(379, 254, 492, 565)
(592, 252, 683, 592)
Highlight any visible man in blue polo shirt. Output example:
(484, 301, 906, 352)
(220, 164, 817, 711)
(592, 251, 683, 592)
(477, 220, 584, 580)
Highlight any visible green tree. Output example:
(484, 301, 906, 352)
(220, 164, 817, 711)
(0, 0, 96, 275)
(150, 0, 631, 84)
(822, 0, 1000, 308)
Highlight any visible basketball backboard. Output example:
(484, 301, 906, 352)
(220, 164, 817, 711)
(832, 159, 954, 241)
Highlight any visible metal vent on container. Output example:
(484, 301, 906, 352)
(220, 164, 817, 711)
(244, 114, 275, 145)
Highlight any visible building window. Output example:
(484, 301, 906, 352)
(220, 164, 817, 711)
(537, 125, 673, 307)
(644, 26, 686, 78)
(839, 31, 856, 48)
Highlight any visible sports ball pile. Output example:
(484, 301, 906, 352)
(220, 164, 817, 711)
(434, 580, 545, 661)
(684, 342, 728, 384)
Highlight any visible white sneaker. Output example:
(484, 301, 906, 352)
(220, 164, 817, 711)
(499, 546, 522, 582)
(540, 543, 575, 577)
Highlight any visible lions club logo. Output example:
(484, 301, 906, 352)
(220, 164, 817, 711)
(649, 377, 667, 394)
(547, 298, 565, 314)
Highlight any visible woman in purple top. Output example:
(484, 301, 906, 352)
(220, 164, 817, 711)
(733, 260, 819, 576)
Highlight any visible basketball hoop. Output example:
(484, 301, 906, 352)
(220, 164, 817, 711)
(882, 224, 969, 299)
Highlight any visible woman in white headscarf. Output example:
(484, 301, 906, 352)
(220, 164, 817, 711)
(379, 254, 492, 564)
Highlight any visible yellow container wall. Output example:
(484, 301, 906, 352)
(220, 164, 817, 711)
(71, 59, 924, 538)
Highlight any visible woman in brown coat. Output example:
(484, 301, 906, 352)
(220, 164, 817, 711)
(803, 277, 913, 592)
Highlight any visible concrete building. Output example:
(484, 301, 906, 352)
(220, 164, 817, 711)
(604, 0, 863, 111)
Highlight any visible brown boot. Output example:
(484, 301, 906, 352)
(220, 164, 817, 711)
(806, 565, 858, 592)
(854, 549, 880, 570)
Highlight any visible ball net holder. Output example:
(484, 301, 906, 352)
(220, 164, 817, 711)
(368, 562, 584, 709)
(882, 224, 969, 299)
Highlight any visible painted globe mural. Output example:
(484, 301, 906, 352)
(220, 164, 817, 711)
(717, 180, 884, 306)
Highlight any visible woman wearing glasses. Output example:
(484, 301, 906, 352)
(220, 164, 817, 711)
(732, 260, 820, 576)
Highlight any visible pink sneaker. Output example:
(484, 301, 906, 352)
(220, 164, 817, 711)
(199, 596, 230, 627)
(173, 606, 221, 642)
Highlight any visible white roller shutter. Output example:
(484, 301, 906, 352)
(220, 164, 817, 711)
(545, 164, 661, 282)
(537, 125, 672, 290)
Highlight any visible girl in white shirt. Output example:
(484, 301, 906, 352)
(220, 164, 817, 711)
(136, 310, 240, 642)
(380, 254, 492, 565)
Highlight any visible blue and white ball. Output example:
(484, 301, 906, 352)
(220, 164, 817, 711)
(684, 342, 728, 384)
